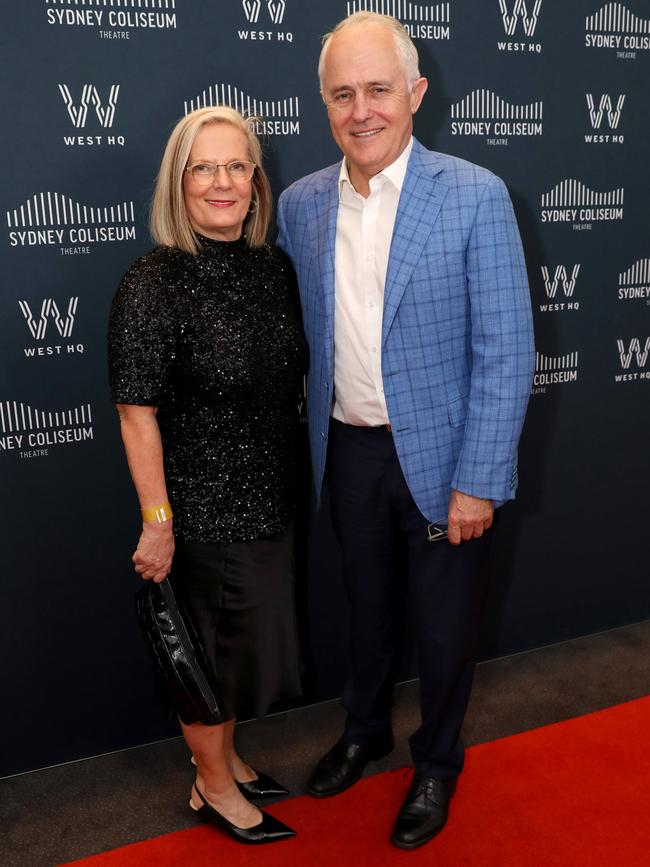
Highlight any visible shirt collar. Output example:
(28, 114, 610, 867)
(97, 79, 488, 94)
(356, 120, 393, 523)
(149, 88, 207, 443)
(338, 136, 413, 199)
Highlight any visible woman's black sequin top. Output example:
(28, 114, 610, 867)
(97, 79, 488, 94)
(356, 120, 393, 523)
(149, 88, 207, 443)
(108, 235, 308, 543)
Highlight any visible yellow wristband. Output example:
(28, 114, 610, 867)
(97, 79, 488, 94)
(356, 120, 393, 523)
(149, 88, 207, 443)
(141, 503, 173, 524)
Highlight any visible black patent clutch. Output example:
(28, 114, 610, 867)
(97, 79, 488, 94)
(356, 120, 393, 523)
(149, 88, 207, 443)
(135, 577, 227, 726)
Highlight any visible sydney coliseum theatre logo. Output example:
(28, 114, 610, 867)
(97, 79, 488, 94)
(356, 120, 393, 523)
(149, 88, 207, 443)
(0, 399, 94, 460)
(6, 192, 136, 255)
(585, 3, 650, 58)
(184, 83, 300, 136)
(540, 179, 624, 231)
(347, 0, 450, 40)
(617, 259, 650, 303)
(44, 0, 177, 40)
(450, 89, 543, 146)
(532, 350, 579, 393)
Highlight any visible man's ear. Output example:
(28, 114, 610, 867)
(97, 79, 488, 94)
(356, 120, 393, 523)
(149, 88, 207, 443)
(410, 77, 428, 114)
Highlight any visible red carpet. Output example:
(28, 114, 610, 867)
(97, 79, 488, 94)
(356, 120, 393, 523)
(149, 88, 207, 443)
(65, 697, 650, 866)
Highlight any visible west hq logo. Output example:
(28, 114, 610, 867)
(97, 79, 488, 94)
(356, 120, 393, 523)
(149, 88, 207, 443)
(45, 0, 177, 39)
(617, 259, 650, 303)
(239, 0, 292, 41)
(585, 94, 625, 144)
(0, 399, 93, 459)
(6, 192, 136, 254)
(450, 89, 542, 146)
(532, 350, 578, 392)
(59, 85, 119, 128)
(18, 297, 84, 358)
(538, 265, 581, 312)
(346, 1, 450, 41)
(243, 0, 286, 23)
(615, 338, 650, 382)
(540, 179, 624, 230)
(58, 84, 126, 147)
(497, 0, 543, 52)
(184, 83, 300, 136)
(585, 3, 650, 57)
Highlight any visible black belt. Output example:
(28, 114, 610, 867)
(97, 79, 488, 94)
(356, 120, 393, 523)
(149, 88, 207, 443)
(332, 418, 392, 433)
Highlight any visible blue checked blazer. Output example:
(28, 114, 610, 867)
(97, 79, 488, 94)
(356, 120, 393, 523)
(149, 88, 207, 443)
(277, 138, 535, 522)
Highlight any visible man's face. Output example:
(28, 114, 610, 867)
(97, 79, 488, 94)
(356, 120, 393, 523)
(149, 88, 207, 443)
(321, 25, 427, 185)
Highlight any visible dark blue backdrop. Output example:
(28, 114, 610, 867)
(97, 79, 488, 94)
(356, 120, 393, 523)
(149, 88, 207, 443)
(1, 0, 649, 777)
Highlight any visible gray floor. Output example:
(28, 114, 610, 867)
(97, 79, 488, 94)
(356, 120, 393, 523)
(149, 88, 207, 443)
(2, 619, 650, 867)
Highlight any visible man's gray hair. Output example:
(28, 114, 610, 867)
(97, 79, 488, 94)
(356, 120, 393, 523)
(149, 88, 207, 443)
(318, 11, 421, 91)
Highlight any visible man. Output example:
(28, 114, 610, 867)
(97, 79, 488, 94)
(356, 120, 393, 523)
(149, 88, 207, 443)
(277, 12, 535, 850)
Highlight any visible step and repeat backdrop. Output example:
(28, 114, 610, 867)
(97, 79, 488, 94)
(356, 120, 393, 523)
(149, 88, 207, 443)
(1, 1, 648, 776)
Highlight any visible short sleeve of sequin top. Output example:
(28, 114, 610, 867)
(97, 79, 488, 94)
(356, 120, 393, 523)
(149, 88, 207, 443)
(108, 250, 179, 406)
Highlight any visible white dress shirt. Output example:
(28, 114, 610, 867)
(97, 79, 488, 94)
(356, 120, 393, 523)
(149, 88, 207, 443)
(332, 138, 413, 426)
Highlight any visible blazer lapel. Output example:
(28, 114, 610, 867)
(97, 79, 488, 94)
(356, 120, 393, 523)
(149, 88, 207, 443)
(382, 153, 448, 346)
(307, 177, 339, 364)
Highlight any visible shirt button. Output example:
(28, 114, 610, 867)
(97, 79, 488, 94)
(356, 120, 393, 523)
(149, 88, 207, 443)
(370, 345, 378, 354)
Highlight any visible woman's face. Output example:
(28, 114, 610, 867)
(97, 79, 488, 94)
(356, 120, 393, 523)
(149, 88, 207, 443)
(183, 123, 253, 242)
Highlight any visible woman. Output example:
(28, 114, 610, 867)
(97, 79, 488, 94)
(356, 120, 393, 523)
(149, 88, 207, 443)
(108, 106, 307, 845)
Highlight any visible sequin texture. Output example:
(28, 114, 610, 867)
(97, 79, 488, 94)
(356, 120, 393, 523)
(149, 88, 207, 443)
(108, 235, 308, 543)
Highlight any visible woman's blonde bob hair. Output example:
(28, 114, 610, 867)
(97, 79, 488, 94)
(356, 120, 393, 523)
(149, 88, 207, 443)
(150, 106, 272, 254)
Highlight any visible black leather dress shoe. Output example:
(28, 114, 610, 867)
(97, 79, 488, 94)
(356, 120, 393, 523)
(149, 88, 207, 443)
(190, 784, 296, 844)
(236, 770, 289, 800)
(391, 772, 456, 850)
(306, 735, 394, 798)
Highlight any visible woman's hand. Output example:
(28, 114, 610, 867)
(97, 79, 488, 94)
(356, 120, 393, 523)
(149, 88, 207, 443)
(132, 521, 175, 583)
(115, 403, 174, 583)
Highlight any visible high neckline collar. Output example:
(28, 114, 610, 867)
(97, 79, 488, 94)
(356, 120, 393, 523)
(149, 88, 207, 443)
(195, 232, 247, 252)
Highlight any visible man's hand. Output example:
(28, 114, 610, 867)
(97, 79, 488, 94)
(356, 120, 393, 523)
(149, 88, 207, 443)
(447, 490, 494, 546)
(132, 521, 175, 583)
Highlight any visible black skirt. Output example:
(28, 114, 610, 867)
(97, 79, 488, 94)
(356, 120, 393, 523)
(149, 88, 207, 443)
(170, 523, 302, 721)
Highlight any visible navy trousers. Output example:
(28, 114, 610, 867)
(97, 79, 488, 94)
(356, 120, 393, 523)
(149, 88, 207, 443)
(328, 419, 490, 780)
